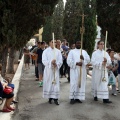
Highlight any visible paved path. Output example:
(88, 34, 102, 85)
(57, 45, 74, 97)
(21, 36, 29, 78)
(12, 65, 120, 120)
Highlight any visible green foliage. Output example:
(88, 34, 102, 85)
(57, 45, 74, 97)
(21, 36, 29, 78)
(81, 0, 97, 55)
(52, 0, 64, 40)
(42, 0, 64, 42)
(63, 0, 82, 44)
(96, 0, 120, 52)
(42, 16, 53, 43)
(0, 0, 59, 51)
(63, 0, 97, 55)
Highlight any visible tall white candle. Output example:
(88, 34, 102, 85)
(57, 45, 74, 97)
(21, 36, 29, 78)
(52, 32, 56, 59)
(104, 31, 108, 57)
(52, 32, 55, 48)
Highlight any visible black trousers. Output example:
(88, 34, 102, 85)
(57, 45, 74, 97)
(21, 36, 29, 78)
(60, 64, 63, 76)
(63, 59, 68, 75)
(0, 82, 3, 98)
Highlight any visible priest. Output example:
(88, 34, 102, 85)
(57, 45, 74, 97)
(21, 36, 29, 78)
(67, 40, 90, 104)
(42, 39, 62, 105)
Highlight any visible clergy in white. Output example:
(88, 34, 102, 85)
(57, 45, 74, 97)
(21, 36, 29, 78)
(67, 41, 90, 104)
(42, 40, 62, 105)
(91, 40, 112, 103)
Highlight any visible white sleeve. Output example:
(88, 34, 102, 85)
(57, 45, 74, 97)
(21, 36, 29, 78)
(42, 50, 52, 68)
(67, 50, 76, 69)
(106, 52, 111, 66)
(56, 51, 63, 69)
(83, 51, 90, 65)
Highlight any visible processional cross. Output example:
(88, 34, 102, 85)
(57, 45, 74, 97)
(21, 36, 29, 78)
(78, 13, 87, 88)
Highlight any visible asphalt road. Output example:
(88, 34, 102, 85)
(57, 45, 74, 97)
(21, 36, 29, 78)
(12, 65, 120, 120)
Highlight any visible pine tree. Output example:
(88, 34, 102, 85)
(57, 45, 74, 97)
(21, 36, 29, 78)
(52, 0, 64, 40)
(96, 0, 120, 52)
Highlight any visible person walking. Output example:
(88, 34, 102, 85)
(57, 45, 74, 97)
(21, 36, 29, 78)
(42, 40, 62, 105)
(91, 40, 112, 103)
(67, 41, 90, 104)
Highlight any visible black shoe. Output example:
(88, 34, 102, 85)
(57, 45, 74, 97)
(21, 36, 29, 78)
(54, 99, 59, 105)
(49, 98, 53, 104)
(103, 99, 112, 104)
(67, 77, 70, 82)
(75, 99, 82, 103)
(94, 97, 98, 101)
(70, 99, 75, 104)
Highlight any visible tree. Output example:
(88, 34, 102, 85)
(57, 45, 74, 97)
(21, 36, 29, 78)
(63, 0, 97, 55)
(43, 0, 64, 42)
(52, 0, 64, 40)
(79, 0, 97, 55)
(0, 0, 59, 76)
(63, 0, 82, 44)
(42, 16, 53, 43)
(96, 0, 120, 52)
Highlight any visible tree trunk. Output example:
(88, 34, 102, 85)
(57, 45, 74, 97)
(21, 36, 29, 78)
(1, 47, 8, 77)
(7, 48, 15, 74)
(14, 50, 20, 64)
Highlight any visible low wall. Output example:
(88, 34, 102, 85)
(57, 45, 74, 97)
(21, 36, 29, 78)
(0, 55, 24, 120)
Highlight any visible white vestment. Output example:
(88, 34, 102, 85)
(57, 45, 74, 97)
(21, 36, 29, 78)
(91, 49, 111, 99)
(67, 49, 90, 100)
(42, 47, 62, 99)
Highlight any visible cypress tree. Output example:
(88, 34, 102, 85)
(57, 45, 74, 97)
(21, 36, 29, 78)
(96, 0, 120, 52)
(63, 0, 82, 44)
(0, 0, 59, 75)
(63, 0, 97, 55)
(79, 0, 97, 55)
(42, 16, 53, 42)
(52, 0, 64, 40)
(43, 0, 64, 42)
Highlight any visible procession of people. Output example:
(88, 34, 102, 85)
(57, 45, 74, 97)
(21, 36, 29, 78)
(24, 35, 120, 106)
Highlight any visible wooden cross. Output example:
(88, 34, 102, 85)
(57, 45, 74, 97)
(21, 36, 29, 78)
(78, 13, 87, 88)
(80, 13, 87, 34)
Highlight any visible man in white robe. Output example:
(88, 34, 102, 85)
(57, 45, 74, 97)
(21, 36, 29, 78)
(91, 40, 112, 103)
(42, 40, 62, 105)
(67, 41, 90, 104)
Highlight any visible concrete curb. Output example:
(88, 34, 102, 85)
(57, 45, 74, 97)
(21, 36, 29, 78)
(0, 55, 24, 120)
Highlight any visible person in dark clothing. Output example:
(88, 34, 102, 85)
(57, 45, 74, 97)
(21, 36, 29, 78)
(31, 42, 39, 80)
(36, 41, 45, 87)
(61, 39, 69, 77)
